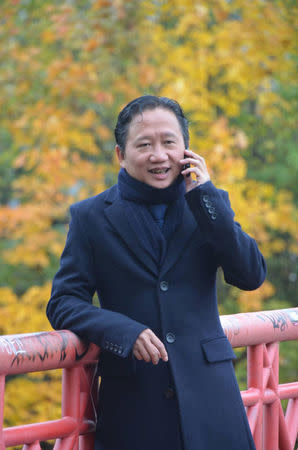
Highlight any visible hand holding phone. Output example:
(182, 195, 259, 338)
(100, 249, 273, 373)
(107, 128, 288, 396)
(180, 149, 211, 192)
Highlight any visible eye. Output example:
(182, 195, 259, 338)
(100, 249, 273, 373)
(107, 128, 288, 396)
(138, 142, 151, 148)
(164, 140, 175, 145)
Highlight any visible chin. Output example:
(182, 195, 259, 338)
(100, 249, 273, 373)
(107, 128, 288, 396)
(149, 180, 173, 189)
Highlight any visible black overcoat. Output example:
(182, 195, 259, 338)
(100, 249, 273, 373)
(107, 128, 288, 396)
(47, 180, 266, 450)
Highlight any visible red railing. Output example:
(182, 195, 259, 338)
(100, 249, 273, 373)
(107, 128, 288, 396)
(0, 308, 297, 450)
(222, 308, 298, 450)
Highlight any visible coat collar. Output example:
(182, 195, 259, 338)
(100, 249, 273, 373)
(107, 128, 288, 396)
(104, 185, 200, 278)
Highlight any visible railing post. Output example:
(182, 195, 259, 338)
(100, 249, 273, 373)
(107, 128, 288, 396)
(285, 398, 298, 448)
(78, 364, 98, 450)
(263, 342, 279, 450)
(247, 344, 263, 449)
(54, 367, 81, 450)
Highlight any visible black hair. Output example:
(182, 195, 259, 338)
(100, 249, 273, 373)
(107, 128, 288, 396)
(114, 95, 189, 154)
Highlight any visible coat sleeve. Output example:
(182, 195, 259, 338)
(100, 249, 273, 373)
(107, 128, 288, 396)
(185, 181, 267, 290)
(46, 204, 148, 358)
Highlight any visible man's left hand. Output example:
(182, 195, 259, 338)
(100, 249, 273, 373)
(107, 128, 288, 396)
(180, 149, 210, 193)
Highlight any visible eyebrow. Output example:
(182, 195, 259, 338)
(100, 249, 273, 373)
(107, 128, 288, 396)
(162, 132, 178, 139)
(134, 132, 178, 143)
(135, 135, 153, 143)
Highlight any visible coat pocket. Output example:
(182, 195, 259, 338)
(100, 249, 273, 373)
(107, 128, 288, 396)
(97, 350, 136, 377)
(201, 336, 236, 363)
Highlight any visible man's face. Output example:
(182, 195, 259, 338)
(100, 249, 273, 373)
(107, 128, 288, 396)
(116, 107, 186, 189)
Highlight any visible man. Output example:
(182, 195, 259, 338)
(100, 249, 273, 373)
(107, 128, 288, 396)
(47, 95, 266, 450)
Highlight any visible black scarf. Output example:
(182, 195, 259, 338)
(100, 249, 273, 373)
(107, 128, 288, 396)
(117, 168, 185, 266)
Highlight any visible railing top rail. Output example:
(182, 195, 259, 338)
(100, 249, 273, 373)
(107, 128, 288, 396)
(0, 330, 100, 376)
(221, 307, 298, 347)
(0, 308, 297, 376)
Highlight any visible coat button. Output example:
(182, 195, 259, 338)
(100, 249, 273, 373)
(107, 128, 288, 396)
(164, 387, 175, 399)
(208, 207, 215, 213)
(202, 195, 209, 202)
(205, 201, 212, 208)
(160, 281, 169, 292)
(166, 332, 175, 343)
(211, 213, 217, 220)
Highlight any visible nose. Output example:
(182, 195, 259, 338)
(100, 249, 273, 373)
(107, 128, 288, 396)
(149, 144, 169, 162)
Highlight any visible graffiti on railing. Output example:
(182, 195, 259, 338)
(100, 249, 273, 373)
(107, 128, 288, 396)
(75, 344, 90, 361)
(221, 316, 240, 343)
(0, 336, 26, 357)
(256, 310, 288, 332)
(256, 309, 298, 332)
(0, 331, 92, 368)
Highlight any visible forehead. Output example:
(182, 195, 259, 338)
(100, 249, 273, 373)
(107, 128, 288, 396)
(127, 107, 182, 139)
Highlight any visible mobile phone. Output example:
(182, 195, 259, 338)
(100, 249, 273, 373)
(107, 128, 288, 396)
(183, 153, 191, 177)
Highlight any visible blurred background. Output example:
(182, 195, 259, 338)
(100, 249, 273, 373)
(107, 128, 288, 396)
(0, 0, 297, 437)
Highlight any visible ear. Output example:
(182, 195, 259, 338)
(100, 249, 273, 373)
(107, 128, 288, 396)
(115, 145, 125, 168)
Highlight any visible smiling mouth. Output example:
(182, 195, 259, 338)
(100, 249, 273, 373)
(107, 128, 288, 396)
(149, 168, 170, 174)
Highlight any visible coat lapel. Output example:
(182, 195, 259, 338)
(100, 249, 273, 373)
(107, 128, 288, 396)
(103, 185, 204, 279)
(104, 186, 158, 277)
(160, 202, 202, 277)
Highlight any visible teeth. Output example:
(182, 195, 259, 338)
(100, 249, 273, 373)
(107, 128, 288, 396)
(151, 169, 168, 174)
